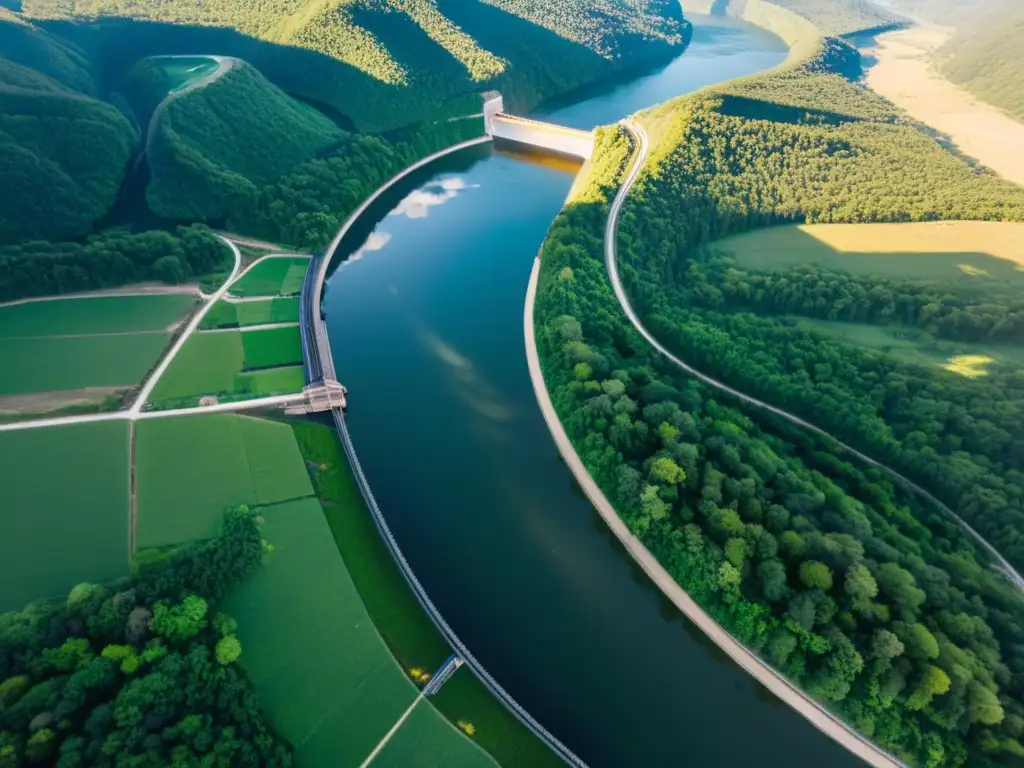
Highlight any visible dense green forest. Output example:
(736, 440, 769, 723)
(535, 22, 1024, 768)
(0, 226, 228, 301)
(940, 3, 1024, 122)
(0, 13, 136, 243)
(769, 0, 902, 35)
(140, 60, 343, 221)
(21, 0, 690, 133)
(0, 508, 291, 766)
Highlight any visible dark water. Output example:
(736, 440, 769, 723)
(323, 16, 864, 768)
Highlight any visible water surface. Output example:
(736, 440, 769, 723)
(324, 16, 862, 767)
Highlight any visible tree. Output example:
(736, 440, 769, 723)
(870, 629, 905, 662)
(649, 457, 686, 485)
(896, 622, 940, 661)
(758, 559, 789, 602)
(968, 682, 1005, 725)
(876, 564, 926, 616)
(799, 561, 833, 591)
(907, 665, 951, 710)
(844, 563, 878, 610)
(150, 595, 208, 642)
(215, 635, 242, 666)
(640, 484, 669, 520)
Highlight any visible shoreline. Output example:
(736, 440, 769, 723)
(524, 248, 902, 768)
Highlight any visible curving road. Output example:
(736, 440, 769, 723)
(607, 120, 1024, 591)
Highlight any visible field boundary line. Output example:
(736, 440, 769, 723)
(359, 695, 422, 768)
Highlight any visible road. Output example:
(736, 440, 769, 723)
(607, 120, 1024, 590)
(138, 55, 237, 169)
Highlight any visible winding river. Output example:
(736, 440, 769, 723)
(322, 15, 866, 767)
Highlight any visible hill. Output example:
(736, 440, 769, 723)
(20, 0, 691, 133)
(767, 0, 902, 35)
(0, 13, 136, 243)
(133, 59, 343, 221)
(940, 3, 1024, 122)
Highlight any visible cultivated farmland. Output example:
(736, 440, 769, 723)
(223, 498, 423, 767)
(0, 421, 129, 610)
(0, 295, 196, 401)
(720, 221, 1024, 287)
(200, 297, 300, 329)
(229, 257, 309, 297)
(134, 414, 311, 548)
(371, 701, 497, 768)
(148, 326, 304, 407)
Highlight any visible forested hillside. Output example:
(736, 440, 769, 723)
(20, 0, 690, 132)
(769, 0, 902, 35)
(535, 16, 1024, 768)
(0, 13, 135, 243)
(940, 3, 1024, 122)
(138, 60, 343, 221)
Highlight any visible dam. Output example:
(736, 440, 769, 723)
(484, 91, 595, 160)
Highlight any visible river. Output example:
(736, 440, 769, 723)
(322, 14, 865, 768)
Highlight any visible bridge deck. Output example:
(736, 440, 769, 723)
(493, 112, 593, 139)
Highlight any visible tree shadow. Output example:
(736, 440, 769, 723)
(715, 94, 862, 126)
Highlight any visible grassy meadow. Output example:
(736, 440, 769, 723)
(229, 257, 309, 297)
(371, 700, 497, 768)
(0, 421, 129, 610)
(134, 414, 310, 548)
(720, 221, 1024, 287)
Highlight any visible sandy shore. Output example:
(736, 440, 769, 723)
(863, 24, 1024, 188)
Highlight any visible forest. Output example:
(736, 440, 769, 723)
(141, 61, 343, 222)
(0, 507, 291, 766)
(940, 3, 1024, 123)
(769, 0, 901, 36)
(0, 13, 136, 244)
(20, 0, 690, 134)
(0, 226, 228, 301)
(534, 31, 1024, 768)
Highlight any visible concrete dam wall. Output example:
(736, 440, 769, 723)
(489, 112, 595, 161)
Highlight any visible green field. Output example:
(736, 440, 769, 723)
(719, 221, 1024, 288)
(373, 701, 497, 768)
(0, 295, 196, 397)
(200, 297, 300, 329)
(290, 421, 562, 768)
(135, 414, 312, 548)
(0, 294, 195, 337)
(235, 366, 306, 395)
(793, 316, 1024, 375)
(241, 326, 303, 368)
(229, 258, 309, 297)
(0, 421, 129, 610)
(223, 498, 421, 767)
(148, 326, 304, 406)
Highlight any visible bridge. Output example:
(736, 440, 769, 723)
(483, 92, 594, 160)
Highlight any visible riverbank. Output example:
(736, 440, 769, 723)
(862, 23, 1024, 187)
(525, 238, 901, 768)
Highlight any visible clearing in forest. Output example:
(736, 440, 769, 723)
(134, 414, 312, 548)
(0, 294, 196, 402)
(147, 326, 304, 407)
(722, 221, 1024, 285)
(229, 257, 310, 297)
(0, 421, 129, 611)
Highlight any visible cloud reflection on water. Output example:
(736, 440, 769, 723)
(393, 176, 478, 219)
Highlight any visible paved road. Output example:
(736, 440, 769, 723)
(129, 235, 242, 415)
(608, 120, 1024, 590)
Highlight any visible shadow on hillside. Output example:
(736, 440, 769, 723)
(716, 94, 861, 126)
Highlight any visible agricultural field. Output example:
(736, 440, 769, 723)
(200, 297, 300, 329)
(291, 421, 561, 768)
(0, 421, 129, 610)
(147, 326, 303, 407)
(134, 414, 311, 548)
(794, 316, 1024, 376)
(223, 498, 422, 767)
(719, 221, 1024, 287)
(371, 701, 496, 768)
(228, 257, 310, 297)
(0, 294, 196, 409)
